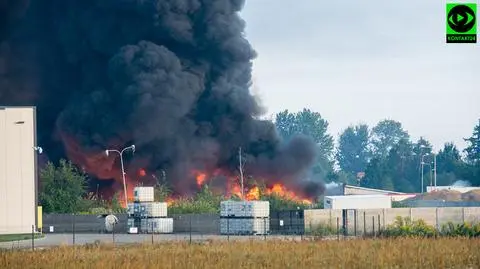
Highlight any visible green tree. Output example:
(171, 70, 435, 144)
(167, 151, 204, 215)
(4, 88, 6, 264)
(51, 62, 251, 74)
(383, 139, 416, 192)
(371, 119, 410, 158)
(463, 120, 480, 185)
(464, 120, 480, 165)
(275, 109, 334, 178)
(336, 124, 370, 176)
(435, 142, 464, 186)
(154, 184, 172, 202)
(39, 159, 87, 213)
(362, 138, 418, 192)
(362, 158, 390, 190)
(413, 137, 434, 190)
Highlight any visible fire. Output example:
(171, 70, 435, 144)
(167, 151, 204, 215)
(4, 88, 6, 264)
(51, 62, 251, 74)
(266, 183, 312, 204)
(165, 197, 175, 206)
(195, 172, 207, 187)
(245, 186, 260, 200)
(58, 133, 315, 208)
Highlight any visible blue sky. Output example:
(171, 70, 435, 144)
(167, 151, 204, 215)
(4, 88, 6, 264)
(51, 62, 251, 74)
(241, 0, 479, 151)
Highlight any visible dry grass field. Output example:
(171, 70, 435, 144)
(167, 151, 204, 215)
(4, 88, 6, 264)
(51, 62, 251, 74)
(1, 238, 479, 269)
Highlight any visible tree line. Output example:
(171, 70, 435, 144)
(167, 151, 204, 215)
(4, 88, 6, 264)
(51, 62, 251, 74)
(276, 109, 480, 192)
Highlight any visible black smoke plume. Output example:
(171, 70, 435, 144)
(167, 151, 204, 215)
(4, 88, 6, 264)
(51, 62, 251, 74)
(0, 0, 322, 198)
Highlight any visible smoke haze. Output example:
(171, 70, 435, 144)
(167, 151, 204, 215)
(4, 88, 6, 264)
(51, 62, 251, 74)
(0, 0, 321, 198)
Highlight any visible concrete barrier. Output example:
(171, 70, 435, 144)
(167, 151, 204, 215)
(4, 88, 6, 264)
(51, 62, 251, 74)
(304, 207, 480, 235)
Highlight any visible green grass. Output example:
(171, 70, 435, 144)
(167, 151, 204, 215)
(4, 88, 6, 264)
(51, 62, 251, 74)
(0, 233, 44, 242)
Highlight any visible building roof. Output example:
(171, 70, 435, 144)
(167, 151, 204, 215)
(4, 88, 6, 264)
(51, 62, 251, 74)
(344, 184, 407, 195)
(325, 194, 392, 199)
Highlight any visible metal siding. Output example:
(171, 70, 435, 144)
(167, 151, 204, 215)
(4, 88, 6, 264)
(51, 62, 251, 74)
(0, 107, 36, 234)
(325, 195, 392, 209)
(0, 110, 6, 232)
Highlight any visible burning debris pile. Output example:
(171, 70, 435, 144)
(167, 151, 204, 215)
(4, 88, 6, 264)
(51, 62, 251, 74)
(0, 0, 324, 203)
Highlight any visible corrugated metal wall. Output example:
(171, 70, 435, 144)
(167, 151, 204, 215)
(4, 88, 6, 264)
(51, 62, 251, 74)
(0, 107, 37, 234)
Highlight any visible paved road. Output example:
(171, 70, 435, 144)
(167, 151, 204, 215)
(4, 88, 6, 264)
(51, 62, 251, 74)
(0, 233, 314, 249)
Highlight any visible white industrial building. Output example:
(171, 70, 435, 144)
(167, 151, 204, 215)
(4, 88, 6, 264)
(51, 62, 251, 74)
(324, 195, 392, 209)
(0, 107, 39, 234)
(323, 184, 416, 203)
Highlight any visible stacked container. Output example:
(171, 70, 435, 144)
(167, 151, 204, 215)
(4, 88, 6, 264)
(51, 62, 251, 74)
(127, 186, 173, 234)
(220, 200, 270, 235)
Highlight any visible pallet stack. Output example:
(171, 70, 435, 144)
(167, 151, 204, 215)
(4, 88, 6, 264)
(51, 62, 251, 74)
(127, 186, 173, 234)
(220, 200, 270, 235)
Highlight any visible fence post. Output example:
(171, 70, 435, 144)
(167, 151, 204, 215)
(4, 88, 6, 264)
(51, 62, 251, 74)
(363, 211, 366, 237)
(377, 215, 381, 235)
(462, 207, 465, 223)
(31, 225, 35, 251)
(227, 218, 230, 241)
(383, 209, 386, 230)
(264, 218, 267, 241)
(354, 210, 357, 236)
(151, 222, 154, 244)
(372, 216, 375, 237)
(72, 213, 75, 246)
(336, 217, 339, 241)
(112, 223, 115, 246)
(189, 215, 192, 244)
(435, 207, 439, 232)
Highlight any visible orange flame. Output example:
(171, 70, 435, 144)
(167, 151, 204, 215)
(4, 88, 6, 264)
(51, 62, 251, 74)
(245, 186, 260, 200)
(165, 197, 175, 206)
(196, 172, 207, 187)
(266, 183, 312, 204)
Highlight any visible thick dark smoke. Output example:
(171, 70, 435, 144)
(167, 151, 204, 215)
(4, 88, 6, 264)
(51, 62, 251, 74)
(0, 0, 322, 198)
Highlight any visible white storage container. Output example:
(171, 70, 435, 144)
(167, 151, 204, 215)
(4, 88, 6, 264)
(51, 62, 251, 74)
(127, 218, 136, 228)
(147, 218, 173, 233)
(127, 203, 134, 215)
(323, 195, 392, 209)
(220, 200, 269, 217)
(220, 218, 269, 235)
(140, 218, 149, 232)
(134, 187, 155, 202)
(141, 202, 168, 217)
(132, 203, 143, 216)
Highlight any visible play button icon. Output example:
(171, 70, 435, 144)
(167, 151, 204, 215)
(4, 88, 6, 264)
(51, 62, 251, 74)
(448, 4, 476, 33)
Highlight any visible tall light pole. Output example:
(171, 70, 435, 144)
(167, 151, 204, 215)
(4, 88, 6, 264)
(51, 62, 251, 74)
(433, 153, 437, 187)
(105, 145, 136, 207)
(421, 153, 429, 193)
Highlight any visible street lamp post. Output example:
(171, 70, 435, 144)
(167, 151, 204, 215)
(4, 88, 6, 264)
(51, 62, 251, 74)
(105, 145, 136, 207)
(421, 153, 429, 193)
(433, 153, 437, 187)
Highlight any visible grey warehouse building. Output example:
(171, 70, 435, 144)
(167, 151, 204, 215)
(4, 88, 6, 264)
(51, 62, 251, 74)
(0, 107, 39, 234)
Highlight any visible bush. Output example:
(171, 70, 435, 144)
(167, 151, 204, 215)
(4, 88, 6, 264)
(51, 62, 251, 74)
(168, 185, 222, 214)
(263, 194, 311, 212)
(381, 216, 437, 238)
(391, 201, 408, 208)
(440, 222, 480, 237)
